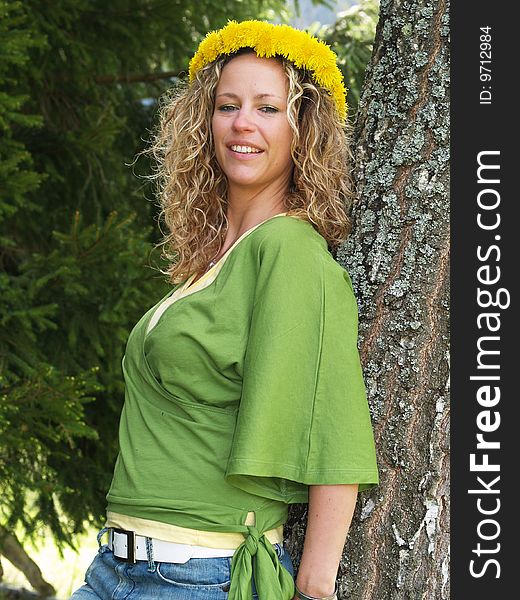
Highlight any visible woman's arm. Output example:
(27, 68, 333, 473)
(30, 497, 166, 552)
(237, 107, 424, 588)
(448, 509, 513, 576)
(294, 484, 359, 599)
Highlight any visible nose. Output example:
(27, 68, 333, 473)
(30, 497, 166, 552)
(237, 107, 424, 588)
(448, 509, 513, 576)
(232, 107, 255, 132)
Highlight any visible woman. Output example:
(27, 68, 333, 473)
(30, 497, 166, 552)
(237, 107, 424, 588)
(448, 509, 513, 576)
(71, 20, 378, 600)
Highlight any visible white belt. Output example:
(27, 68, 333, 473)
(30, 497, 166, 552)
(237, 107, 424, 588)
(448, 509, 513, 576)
(109, 528, 236, 564)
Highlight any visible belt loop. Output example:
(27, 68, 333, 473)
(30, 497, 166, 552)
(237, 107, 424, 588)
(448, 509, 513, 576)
(145, 536, 156, 572)
(97, 527, 109, 549)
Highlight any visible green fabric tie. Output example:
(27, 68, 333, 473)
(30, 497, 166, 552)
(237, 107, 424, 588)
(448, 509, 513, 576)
(228, 526, 295, 600)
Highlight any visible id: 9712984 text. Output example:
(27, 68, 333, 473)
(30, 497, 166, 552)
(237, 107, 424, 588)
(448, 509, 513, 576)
(480, 26, 492, 105)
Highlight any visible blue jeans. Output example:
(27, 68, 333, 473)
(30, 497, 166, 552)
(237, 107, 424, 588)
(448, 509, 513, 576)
(70, 531, 294, 599)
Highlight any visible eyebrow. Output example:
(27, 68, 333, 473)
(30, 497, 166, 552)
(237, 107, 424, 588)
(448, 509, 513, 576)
(215, 92, 284, 100)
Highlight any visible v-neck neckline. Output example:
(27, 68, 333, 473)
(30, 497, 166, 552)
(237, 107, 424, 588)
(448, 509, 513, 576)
(183, 212, 288, 291)
(144, 212, 288, 336)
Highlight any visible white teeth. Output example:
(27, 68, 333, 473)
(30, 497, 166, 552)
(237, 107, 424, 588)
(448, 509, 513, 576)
(230, 145, 260, 154)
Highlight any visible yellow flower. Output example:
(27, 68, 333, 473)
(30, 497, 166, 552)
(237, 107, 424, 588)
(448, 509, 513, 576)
(188, 20, 347, 121)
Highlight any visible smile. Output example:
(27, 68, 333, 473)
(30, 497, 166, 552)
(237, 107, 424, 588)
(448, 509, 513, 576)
(229, 145, 262, 154)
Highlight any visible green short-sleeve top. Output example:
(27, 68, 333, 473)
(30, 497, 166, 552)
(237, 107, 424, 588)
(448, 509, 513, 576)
(106, 214, 378, 599)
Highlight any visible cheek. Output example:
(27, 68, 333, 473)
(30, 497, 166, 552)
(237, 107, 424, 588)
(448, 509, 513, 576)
(211, 115, 219, 142)
(278, 128, 294, 164)
(211, 117, 225, 163)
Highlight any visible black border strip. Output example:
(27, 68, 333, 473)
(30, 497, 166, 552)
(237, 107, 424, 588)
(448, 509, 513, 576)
(451, 2, 514, 596)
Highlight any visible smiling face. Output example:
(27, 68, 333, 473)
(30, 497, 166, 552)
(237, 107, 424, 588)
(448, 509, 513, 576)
(211, 53, 294, 202)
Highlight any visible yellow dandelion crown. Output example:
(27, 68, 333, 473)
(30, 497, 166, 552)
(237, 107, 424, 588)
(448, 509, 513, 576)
(189, 20, 347, 121)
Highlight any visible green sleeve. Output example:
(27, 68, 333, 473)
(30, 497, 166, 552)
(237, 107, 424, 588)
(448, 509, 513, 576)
(226, 220, 379, 503)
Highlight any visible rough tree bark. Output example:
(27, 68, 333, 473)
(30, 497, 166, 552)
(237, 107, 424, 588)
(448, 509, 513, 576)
(286, 1, 450, 599)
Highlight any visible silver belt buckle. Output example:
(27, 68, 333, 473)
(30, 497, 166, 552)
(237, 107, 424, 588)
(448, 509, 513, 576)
(112, 528, 136, 564)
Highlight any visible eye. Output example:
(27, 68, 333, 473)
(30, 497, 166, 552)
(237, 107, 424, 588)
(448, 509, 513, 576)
(217, 104, 238, 112)
(260, 106, 279, 114)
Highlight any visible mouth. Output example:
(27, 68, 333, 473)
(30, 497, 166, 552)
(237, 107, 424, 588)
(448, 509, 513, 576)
(228, 144, 263, 155)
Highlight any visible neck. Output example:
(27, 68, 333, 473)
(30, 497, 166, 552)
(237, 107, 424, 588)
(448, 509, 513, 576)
(224, 180, 289, 246)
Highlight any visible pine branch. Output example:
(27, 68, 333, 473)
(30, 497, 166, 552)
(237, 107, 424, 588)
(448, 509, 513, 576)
(96, 70, 182, 84)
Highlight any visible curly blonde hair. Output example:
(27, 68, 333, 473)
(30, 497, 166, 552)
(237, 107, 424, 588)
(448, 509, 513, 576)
(149, 52, 354, 283)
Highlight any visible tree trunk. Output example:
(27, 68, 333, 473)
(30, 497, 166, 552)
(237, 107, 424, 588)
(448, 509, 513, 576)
(0, 528, 55, 598)
(287, 1, 450, 598)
